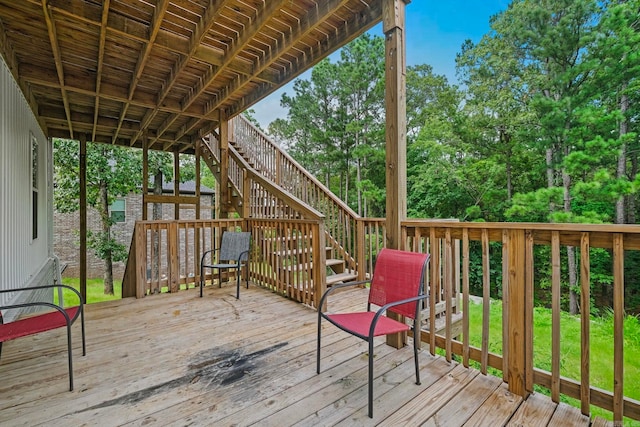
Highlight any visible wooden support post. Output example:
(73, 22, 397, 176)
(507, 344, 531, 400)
(79, 134, 87, 302)
(134, 222, 146, 298)
(195, 138, 201, 220)
(142, 136, 148, 220)
(505, 228, 531, 398)
(315, 221, 327, 310)
(168, 222, 179, 293)
(383, 0, 408, 349)
(173, 150, 180, 220)
(242, 169, 251, 219)
(219, 112, 230, 219)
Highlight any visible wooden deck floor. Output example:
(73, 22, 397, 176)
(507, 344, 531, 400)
(0, 285, 611, 426)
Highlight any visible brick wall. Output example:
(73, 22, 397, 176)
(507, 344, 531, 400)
(54, 191, 214, 280)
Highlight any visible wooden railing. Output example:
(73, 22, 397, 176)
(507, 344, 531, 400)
(121, 217, 326, 307)
(402, 220, 640, 424)
(230, 116, 361, 272)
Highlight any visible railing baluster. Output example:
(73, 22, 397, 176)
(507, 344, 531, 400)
(551, 231, 561, 403)
(481, 228, 490, 375)
(580, 232, 591, 415)
(462, 228, 470, 368)
(613, 233, 624, 424)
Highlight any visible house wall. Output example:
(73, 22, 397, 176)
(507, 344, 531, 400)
(54, 192, 214, 280)
(0, 56, 56, 321)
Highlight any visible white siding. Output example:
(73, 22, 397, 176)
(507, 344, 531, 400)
(0, 55, 54, 318)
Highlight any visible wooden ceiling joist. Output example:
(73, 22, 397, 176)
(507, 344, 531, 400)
(0, 0, 383, 153)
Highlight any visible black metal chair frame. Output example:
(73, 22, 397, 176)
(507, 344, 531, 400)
(316, 249, 430, 418)
(199, 231, 251, 299)
(0, 284, 86, 391)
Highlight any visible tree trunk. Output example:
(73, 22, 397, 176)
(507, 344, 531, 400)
(563, 165, 579, 314)
(100, 180, 114, 295)
(616, 90, 628, 224)
(546, 148, 555, 214)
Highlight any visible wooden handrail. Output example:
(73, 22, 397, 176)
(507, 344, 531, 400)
(229, 115, 360, 271)
(401, 219, 640, 424)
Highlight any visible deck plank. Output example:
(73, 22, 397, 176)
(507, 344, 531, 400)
(420, 371, 503, 427)
(547, 402, 590, 427)
(0, 286, 608, 427)
(507, 392, 557, 427)
(463, 382, 523, 426)
(374, 364, 479, 426)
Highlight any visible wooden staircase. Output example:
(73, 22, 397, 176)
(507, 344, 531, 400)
(200, 121, 361, 288)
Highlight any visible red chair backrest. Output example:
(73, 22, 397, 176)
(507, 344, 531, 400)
(368, 248, 430, 318)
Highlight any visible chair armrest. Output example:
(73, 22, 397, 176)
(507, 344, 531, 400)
(368, 294, 429, 339)
(0, 284, 84, 307)
(0, 284, 85, 327)
(318, 280, 370, 313)
(200, 248, 220, 264)
(236, 249, 250, 263)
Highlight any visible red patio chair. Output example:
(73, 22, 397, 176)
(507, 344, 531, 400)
(316, 248, 430, 418)
(0, 284, 86, 391)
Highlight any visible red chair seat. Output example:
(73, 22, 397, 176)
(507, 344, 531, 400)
(0, 307, 80, 342)
(327, 312, 410, 337)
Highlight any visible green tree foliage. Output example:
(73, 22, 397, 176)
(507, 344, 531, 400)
(54, 139, 141, 295)
(267, 0, 640, 312)
(269, 34, 385, 216)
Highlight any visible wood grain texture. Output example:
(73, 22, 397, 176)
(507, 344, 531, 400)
(0, 286, 595, 426)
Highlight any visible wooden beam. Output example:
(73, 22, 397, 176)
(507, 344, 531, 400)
(227, 1, 383, 119)
(177, 0, 356, 140)
(79, 135, 87, 301)
(383, 0, 407, 251)
(152, 0, 289, 145)
(113, 0, 169, 143)
(143, 194, 199, 206)
(142, 137, 148, 220)
(91, 0, 109, 143)
(173, 150, 180, 220)
(383, 0, 407, 349)
(505, 228, 529, 398)
(41, 0, 73, 139)
(219, 115, 230, 219)
(134, 0, 231, 146)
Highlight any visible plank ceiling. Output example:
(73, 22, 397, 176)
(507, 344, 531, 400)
(0, 0, 384, 154)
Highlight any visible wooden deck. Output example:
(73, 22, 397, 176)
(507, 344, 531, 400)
(0, 285, 611, 426)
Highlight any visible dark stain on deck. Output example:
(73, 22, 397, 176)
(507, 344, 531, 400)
(77, 342, 288, 413)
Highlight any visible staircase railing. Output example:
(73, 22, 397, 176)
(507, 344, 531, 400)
(230, 115, 361, 273)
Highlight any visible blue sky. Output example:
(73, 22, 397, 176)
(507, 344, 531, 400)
(251, 1, 511, 129)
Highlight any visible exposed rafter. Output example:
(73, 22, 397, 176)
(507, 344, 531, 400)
(92, 0, 110, 142)
(132, 0, 231, 147)
(41, 0, 73, 139)
(0, 0, 383, 152)
(115, 0, 169, 144)
(175, 0, 356, 142)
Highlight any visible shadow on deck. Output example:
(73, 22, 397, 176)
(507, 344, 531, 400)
(0, 285, 612, 426)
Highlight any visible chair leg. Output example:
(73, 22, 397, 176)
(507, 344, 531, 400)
(368, 337, 374, 418)
(199, 264, 204, 297)
(218, 269, 222, 288)
(66, 323, 74, 391)
(413, 324, 421, 385)
(316, 312, 322, 374)
(236, 268, 240, 299)
(81, 308, 86, 356)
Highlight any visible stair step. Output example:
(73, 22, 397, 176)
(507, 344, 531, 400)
(326, 271, 357, 286)
(326, 258, 345, 274)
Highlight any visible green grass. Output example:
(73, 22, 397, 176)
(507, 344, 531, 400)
(55, 278, 122, 305)
(465, 299, 640, 422)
